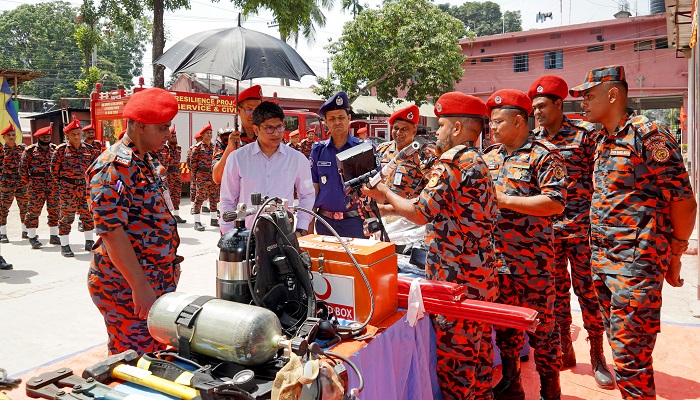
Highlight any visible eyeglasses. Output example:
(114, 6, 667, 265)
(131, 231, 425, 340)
(241, 108, 255, 115)
(260, 124, 285, 134)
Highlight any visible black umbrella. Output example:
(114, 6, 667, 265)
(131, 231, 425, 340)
(154, 26, 315, 82)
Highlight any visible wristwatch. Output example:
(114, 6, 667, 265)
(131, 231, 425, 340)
(295, 228, 308, 236)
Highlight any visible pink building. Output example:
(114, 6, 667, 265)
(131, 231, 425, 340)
(457, 13, 687, 114)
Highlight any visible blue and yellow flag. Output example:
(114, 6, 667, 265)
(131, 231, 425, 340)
(0, 77, 21, 137)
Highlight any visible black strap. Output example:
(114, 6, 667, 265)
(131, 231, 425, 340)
(175, 295, 215, 359)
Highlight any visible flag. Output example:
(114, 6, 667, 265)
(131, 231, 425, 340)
(0, 77, 21, 135)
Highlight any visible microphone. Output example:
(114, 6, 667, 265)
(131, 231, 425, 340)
(367, 141, 420, 188)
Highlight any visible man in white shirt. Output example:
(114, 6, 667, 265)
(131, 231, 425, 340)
(219, 101, 315, 235)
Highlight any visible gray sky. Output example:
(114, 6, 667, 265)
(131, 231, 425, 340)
(3, 0, 653, 87)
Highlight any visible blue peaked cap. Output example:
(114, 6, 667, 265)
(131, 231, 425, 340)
(318, 91, 350, 118)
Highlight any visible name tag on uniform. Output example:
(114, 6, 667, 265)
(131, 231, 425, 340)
(115, 156, 129, 166)
(562, 144, 580, 149)
(487, 163, 499, 170)
(610, 149, 631, 157)
(317, 161, 331, 167)
(393, 172, 403, 185)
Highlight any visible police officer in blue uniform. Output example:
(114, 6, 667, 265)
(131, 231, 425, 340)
(310, 91, 373, 238)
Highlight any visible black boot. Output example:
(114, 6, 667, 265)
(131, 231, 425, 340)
(194, 222, 205, 231)
(174, 215, 187, 224)
(61, 245, 74, 257)
(202, 206, 210, 213)
(29, 236, 42, 249)
(0, 256, 12, 270)
(210, 219, 219, 227)
(538, 371, 561, 400)
(85, 240, 94, 251)
(0, 234, 8, 243)
(22, 231, 28, 239)
(560, 324, 576, 368)
(494, 357, 525, 400)
(589, 335, 615, 389)
(49, 235, 61, 245)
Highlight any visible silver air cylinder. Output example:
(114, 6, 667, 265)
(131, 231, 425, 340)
(148, 292, 285, 365)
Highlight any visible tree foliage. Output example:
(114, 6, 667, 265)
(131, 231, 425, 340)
(0, 1, 150, 100)
(315, 0, 467, 105)
(438, 1, 522, 36)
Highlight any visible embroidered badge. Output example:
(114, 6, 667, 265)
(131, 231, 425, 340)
(406, 112, 414, 120)
(321, 175, 327, 185)
(495, 96, 502, 104)
(428, 174, 439, 188)
(513, 169, 522, 180)
(554, 164, 565, 179)
(536, 85, 544, 93)
(610, 149, 631, 157)
(652, 146, 670, 162)
(435, 103, 442, 113)
(335, 96, 343, 106)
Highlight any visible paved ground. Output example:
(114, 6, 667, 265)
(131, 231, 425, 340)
(1, 198, 700, 399)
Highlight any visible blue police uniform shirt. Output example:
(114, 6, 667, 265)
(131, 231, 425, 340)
(310, 135, 365, 213)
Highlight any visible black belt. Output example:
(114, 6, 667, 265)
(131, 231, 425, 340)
(2, 174, 20, 179)
(30, 172, 50, 178)
(316, 208, 360, 220)
(60, 177, 86, 185)
(167, 166, 179, 172)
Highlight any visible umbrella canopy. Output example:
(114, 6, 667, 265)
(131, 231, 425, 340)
(154, 27, 315, 82)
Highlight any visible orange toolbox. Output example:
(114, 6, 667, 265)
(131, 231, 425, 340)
(298, 234, 398, 326)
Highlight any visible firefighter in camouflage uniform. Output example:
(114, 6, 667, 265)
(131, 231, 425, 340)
(528, 75, 614, 389)
(482, 89, 567, 400)
(571, 65, 697, 400)
(190, 122, 219, 230)
(50, 117, 95, 257)
(83, 123, 103, 161)
(212, 84, 262, 184)
(87, 88, 182, 355)
(164, 125, 185, 223)
(0, 124, 28, 242)
(364, 92, 498, 400)
(20, 123, 60, 248)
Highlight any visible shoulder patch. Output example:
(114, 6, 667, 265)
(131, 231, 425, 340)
(534, 138, 559, 153)
(572, 119, 596, 132)
(113, 144, 133, 166)
(439, 144, 466, 162)
(630, 115, 656, 135)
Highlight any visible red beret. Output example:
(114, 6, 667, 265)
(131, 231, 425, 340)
(528, 76, 568, 101)
(118, 129, 126, 140)
(81, 123, 95, 132)
(356, 127, 367, 135)
(434, 92, 488, 119)
(195, 121, 212, 140)
(289, 129, 300, 137)
(389, 105, 419, 126)
(63, 117, 81, 133)
(170, 124, 176, 134)
(1, 124, 14, 136)
(123, 88, 178, 124)
(34, 123, 53, 137)
(238, 85, 263, 104)
(487, 89, 532, 116)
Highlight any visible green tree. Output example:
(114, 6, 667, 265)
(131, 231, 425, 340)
(341, 0, 364, 18)
(438, 1, 522, 36)
(315, 0, 466, 105)
(0, 2, 82, 100)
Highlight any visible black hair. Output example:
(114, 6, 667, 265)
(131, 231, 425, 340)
(252, 101, 285, 126)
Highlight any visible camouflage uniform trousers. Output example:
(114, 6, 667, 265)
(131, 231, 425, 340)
(24, 178, 59, 229)
(166, 172, 183, 211)
(592, 273, 662, 400)
(58, 182, 94, 235)
(192, 176, 219, 214)
(553, 235, 604, 336)
(433, 316, 494, 400)
(495, 273, 561, 375)
(88, 253, 180, 355)
(0, 178, 28, 226)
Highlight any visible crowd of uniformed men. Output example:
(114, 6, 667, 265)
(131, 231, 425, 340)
(2, 64, 694, 400)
